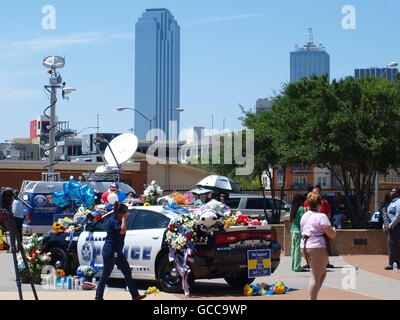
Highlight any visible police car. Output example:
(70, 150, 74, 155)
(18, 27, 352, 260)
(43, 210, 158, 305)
(42, 205, 281, 293)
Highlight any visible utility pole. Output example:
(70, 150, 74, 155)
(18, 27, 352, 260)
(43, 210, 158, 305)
(48, 81, 57, 176)
(42, 55, 76, 181)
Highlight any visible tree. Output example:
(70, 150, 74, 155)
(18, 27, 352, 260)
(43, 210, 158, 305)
(240, 106, 287, 224)
(268, 75, 400, 227)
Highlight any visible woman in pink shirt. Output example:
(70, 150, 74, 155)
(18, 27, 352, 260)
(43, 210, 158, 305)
(300, 192, 336, 300)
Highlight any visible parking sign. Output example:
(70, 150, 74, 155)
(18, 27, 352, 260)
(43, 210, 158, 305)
(247, 249, 271, 277)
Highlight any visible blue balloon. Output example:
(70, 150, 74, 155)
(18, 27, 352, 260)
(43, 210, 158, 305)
(52, 191, 70, 207)
(118, 190, 127, 202)
(81, 184, 89, 195)
(82, 188, 95, 208)
(68, 179, 83, 202)
(63, 182, 69, 196)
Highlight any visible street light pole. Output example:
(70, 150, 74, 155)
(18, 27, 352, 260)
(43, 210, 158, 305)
(116, 107, 184, 145)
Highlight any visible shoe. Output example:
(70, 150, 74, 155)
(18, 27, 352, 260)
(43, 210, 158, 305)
(132, 294, 146, 300)
(384, 265, 393, 270)
(326, 263, 334, 268)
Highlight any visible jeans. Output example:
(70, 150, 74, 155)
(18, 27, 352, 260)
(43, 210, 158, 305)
(95, 243, 139, 299)
(333, 214, 344, 229)
(13, 217, 24, 243)
(388, 224, 400, 265)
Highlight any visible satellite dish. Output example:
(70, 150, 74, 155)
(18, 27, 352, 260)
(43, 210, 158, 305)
(43, 55, 65, 69)
(104, 133, 138, 168)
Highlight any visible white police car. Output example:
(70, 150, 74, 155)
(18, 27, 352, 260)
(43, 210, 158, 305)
(42, 205, 281, 293)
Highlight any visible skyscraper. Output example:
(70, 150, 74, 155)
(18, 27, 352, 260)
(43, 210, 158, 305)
(290, 28, 330, 83)
(135, 9, 180, 141)
(354, 67, 399, 82)
(255, 98, 272, 113)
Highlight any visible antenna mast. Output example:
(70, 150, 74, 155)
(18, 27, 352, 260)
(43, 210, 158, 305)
(307, 28, 313, 45)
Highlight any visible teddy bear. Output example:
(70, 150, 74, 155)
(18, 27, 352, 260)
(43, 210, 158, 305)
(199, 209, 221, 228)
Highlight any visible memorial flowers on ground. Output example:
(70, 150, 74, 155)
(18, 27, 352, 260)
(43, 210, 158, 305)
(18, 234, 51, 283)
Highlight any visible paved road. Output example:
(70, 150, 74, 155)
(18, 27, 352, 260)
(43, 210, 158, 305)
(1, 251, 399, 300)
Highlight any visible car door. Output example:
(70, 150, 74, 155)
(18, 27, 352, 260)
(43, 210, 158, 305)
(77, 210, 137, 279)
(124, 209, 170, 280)
(77, 213, 113, 271)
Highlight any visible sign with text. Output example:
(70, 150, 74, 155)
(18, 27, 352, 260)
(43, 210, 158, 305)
(247, 249, 271, 278)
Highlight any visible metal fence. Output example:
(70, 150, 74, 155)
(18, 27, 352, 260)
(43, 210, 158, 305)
(163, 186, 395, 211)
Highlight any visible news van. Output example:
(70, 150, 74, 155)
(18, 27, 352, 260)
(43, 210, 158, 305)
(20, 179, 139, 234)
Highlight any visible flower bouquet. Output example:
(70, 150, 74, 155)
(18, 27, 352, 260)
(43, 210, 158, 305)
(145, 286, 160, 296)
(166, 213, 199, 251)
(143, 181, 163, 205)
(18, 234, 51, 284)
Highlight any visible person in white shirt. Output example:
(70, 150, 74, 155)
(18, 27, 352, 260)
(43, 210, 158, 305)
(11, 191, 26, 241)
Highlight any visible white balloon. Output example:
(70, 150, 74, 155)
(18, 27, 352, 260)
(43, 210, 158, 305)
(107, 192, 119, 204)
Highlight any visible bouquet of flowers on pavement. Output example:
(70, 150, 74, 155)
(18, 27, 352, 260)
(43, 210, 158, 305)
(18, 234, 52, 283)
(143, 181, 163, 205)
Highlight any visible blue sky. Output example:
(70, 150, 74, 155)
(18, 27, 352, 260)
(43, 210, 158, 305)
(0, 0, 399, 140)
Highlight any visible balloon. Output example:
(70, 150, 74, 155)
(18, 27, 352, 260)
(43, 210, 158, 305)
(101, 192, 110, 203)
(118, 190, 127, 202)
(107, 193, 119, 204)
(68, 179, 83, 201)
(63, 182, 69, 196)
(83, 188, 95, 208)
(81, 184, 89, 195)
(52, 191, 70, 207)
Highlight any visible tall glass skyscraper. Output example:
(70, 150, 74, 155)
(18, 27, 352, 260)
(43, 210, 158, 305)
(290, 29, 330, 83)
(135, 9, 180, 141)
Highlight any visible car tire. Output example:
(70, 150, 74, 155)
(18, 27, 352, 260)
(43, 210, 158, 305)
(224, 273, 255, 288)
(156, 254, 194, 293)
(49, 246, 71, 275)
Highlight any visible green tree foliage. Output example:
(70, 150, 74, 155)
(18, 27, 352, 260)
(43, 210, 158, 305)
(269, 75, 400, 227)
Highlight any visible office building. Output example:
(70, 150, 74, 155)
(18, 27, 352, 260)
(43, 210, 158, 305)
(256, 98, 273, 113)
(354, 67, 399, 82)
(135, 8, 180, 141)
(290, 28, 330, 82)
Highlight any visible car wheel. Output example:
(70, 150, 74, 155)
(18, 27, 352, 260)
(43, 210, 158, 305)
(156, 254, 194, 293)
(49, 246, 71, 275)
(224, 273, 254, 288)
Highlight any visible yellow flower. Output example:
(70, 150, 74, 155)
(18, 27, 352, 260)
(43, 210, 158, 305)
(145, 286, 160, 295)
(244, 284, 253, 296)
(144, 203, 151, 206)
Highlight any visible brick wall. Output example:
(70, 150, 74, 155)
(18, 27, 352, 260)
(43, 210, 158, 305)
(282, 217, 388, 256)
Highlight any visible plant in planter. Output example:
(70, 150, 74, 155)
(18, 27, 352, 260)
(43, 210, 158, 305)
(18, 234, 51, 284)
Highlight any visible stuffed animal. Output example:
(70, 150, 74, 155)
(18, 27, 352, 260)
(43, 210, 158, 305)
(199, 209, 220, 228)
